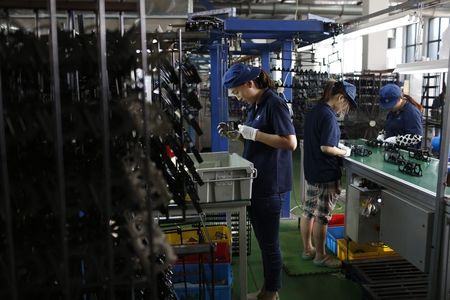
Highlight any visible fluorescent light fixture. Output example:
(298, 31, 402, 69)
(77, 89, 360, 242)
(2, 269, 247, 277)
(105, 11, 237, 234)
(394, 59, 449, 74)
(343, 12, 419, 39)
(250, 39, 277, 44)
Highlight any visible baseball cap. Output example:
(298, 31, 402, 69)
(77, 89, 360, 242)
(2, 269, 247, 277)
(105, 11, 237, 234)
(342, 81, 357, 107)
(223, 63, 261, 89)
(379, 83, 401, 110)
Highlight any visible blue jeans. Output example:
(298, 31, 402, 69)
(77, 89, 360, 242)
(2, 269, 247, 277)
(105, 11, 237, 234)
(249, 193, 283, 292)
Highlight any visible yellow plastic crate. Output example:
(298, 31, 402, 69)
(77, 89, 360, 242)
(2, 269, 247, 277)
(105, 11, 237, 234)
(165, 225, 231, 246)
(337, 239, 397, 261)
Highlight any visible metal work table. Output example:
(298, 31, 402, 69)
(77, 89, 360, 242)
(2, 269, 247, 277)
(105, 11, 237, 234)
(342, 140, 450, 272)
(157, 200, 250, 300)
(343, 140, 450, 211)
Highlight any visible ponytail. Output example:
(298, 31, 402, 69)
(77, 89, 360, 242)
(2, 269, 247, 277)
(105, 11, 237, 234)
(253, 70, 275, 89)
(403, 94, 423, 112)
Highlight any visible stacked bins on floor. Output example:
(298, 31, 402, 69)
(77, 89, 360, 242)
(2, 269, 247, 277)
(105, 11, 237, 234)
(165, 225, 233, 300)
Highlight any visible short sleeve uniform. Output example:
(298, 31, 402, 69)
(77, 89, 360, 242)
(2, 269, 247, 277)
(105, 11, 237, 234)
(303, 102, 341, 184)
(242, 89, 296, 198)
(384, 102, 423, 138)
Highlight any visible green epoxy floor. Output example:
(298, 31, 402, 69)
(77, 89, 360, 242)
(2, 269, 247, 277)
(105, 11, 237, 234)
(231, 220, 363, 299)
(231, 148, 363, 299)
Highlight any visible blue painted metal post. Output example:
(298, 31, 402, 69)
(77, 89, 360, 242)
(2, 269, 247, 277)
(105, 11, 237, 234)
(281, 40, 293, 218)
(281, 40, 293, 101)
(261, 51, 270, 73)
(210, 42, 229, 151)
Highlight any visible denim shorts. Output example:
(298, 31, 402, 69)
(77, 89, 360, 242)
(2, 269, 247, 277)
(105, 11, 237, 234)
(302, 181, 340, 224)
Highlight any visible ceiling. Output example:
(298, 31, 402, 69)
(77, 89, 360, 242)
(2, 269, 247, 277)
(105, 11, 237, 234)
(192, 0, 412, 23)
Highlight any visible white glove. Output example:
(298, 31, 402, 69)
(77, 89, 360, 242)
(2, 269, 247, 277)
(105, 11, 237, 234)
(338, 142, 345, 148)
(384, 136, 397, 144)
(238, 124, 258, 141)
(376, 134, 385, 141)
(340, 145, 352, 157)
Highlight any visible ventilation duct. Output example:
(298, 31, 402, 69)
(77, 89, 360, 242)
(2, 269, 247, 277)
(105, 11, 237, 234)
(195, 3, 362, 18)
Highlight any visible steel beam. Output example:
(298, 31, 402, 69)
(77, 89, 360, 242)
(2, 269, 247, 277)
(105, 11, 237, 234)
(210, 43, 228, 152)
(224, 18, 326, 33)
(48, 0, 70, 298)
(429, 54, 450, 300)
(0, 0, 137, 12)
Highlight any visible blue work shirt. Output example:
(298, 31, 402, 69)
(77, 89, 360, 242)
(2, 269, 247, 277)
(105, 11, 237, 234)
(385, 102, 423, 138)
(303, 102, 341, 184)
(242, 89, 295, 198)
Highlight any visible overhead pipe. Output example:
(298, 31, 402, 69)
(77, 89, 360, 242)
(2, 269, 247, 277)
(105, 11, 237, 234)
(195, 3, 363, 17)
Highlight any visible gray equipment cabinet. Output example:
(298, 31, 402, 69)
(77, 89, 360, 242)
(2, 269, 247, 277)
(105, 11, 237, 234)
(345, 184, 382, 244)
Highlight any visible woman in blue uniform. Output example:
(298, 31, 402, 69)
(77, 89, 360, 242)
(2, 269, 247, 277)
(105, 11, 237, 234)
(301, 80, 357, 268)
(376, 83, 423, 148)
(219, 63, 297, 300)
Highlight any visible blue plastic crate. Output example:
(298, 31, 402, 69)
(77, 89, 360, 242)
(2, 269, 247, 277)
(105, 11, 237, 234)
(326, 226, 345, 255)
(172, 263, 232, 300)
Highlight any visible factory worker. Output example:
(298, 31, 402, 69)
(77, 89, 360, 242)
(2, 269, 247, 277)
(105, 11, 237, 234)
(301, 80, 357, 269)
(219, 63, 297, 300)
(376, 83, 423, 148)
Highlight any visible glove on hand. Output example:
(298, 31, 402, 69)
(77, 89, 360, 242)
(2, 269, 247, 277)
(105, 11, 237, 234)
(337, 144, 352, 157)
(238, 125, 258, 141)
(217, 122, 241, 141)
(384, 136, 397, 144)
(376, 134, 385, 141)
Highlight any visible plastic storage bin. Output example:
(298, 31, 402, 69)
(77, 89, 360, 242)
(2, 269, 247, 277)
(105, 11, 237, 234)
(189, 152, 256, 202)
(329, 213, 345, 227)
(337, 239, 397, 261)
(172, 263, 232, 300)
(326, 226, 345, 255)
(165, 225, 232, 263)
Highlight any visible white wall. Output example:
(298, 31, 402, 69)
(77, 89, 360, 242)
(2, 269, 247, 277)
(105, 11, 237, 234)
(362, 0, 389, 70)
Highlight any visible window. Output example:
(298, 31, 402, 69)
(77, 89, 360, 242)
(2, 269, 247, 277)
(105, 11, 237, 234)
(405, 23, 422, 62)
(427, 17, 450, 59)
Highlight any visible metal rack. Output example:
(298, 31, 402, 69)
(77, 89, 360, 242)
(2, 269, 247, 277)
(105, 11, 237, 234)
(0, 1, 203, 299)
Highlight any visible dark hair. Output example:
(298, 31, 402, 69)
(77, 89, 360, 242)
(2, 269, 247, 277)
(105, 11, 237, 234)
(252, 70, 275, 89)
(320, 80, 348, 102)
(320, 80, 351, 114)
(403, 94, 424, 112)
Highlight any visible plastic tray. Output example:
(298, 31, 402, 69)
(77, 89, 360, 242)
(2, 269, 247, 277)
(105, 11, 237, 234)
(190, 152, 256, 202)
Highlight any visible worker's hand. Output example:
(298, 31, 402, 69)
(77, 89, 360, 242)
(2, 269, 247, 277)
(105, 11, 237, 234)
(339, 145, 352, 157)
(217, 122, 241, 140)
(376, 133, 385, 141)
(238, 125, 258, 141)
(384, 136, 397, 144)
(338, 143, 351, 156)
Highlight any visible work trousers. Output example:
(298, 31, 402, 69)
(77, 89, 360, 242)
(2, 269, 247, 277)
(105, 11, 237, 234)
(249, 193, 284, 292)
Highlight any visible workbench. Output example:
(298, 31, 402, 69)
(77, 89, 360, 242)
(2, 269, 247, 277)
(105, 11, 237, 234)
(343, 140, 450, 272)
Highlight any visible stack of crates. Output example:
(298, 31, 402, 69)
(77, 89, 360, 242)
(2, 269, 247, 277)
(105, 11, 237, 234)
(325, 213, 398, 261)
(165, 225, 233, 300)
(165, 225, 232, 264)
(337, 239, 397, 261)
(325, 213, 345, 256)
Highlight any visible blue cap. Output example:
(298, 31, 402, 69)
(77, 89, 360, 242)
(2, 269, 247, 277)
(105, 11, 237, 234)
(342, 81, 357, 107)
(379, 83, 401, 110)
(223, 63, 261, 89)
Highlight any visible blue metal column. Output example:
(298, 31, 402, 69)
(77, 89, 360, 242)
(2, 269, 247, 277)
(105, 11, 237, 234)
(261, 51, 270, 73)
(281, 40, 293, 218)
(281, 40, 293, 101)
(210, 42, 229, 151)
